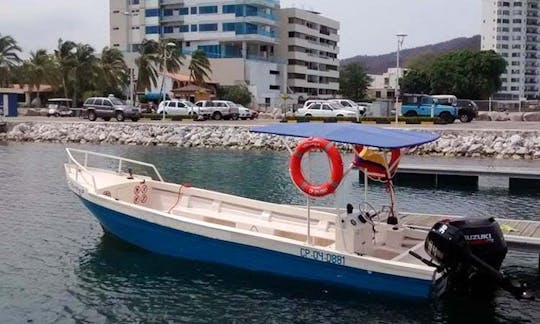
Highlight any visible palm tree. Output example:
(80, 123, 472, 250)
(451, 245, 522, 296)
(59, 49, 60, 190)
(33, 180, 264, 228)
(0, 34, 22, 87)
(97, 47, 128, 95)
(135, 39, 183, 93)
(188, 50, 212, 86)
(22, 49, 58, 103)
(69, 43, 99, 106)
(54, 39, 77, 99)
(135, 39, 159, 92)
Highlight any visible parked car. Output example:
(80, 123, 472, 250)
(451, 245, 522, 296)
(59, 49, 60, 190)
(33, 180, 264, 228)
(401, 94, 458, 123)
(328, 99, 367, 115)
(238, 105, 252, 120)
(194, 100, 240, 120)
(296, 102, 357, 118)
(83, 96, 141, 122)
(157, 100, 198, 117)
(456, 99, 479, 123)
(47, 98, 73, 117)
(301, 99, 327, 109)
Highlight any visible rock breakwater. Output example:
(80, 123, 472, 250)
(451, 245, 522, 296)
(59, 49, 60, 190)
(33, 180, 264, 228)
(1, 122, 539, 160)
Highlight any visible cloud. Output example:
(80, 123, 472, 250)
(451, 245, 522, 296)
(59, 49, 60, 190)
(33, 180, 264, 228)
(0, 0, 109, 54)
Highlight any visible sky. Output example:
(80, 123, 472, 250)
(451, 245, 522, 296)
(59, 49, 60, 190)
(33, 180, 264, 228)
(0, 0, 481, 59)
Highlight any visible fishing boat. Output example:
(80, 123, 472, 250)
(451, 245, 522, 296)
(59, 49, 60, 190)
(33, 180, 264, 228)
(64, 124, 532, 299)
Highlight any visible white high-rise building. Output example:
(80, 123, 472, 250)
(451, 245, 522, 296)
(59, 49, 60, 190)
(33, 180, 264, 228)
(481, 0, 540, 100)
(277, 8, 340, 101)
(109, 0, 340, 106)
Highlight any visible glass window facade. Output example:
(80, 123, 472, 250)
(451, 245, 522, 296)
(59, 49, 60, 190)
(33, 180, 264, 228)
(145, 8, 159, 17)
(199, 23, 218, 32)
(145, 25, 160, 34)
(199, 6, 218, 14)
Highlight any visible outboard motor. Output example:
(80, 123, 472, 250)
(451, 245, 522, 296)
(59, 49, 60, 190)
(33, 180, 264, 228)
(415, 217, 533, 300)
(409, 217, 534, 299)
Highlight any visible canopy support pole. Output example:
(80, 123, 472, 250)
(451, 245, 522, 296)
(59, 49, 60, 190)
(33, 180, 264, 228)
(306, 151, 312, 245)
(381, 149, 398, 225)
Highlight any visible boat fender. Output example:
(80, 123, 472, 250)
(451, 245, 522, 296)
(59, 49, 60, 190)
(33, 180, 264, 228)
(289, 137, 344, 197)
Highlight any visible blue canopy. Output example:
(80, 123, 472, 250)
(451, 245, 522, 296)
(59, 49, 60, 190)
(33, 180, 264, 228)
(250, 124, 440, 149)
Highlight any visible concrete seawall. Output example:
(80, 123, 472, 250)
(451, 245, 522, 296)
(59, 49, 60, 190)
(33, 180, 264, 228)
(1, 121, 539, 160)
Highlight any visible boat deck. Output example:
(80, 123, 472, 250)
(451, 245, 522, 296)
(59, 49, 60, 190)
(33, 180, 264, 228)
(399, 212, 540, 253)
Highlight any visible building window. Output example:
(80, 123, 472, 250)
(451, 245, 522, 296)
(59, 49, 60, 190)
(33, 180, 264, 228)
(223, 23, 236, 32)
(269, 85, 280, 90)
(270, 70, 280, 75)
(199, 23, 218, 32)
(112, 27, 119, 30)
(113, 43, 120, 47)
(223, 5, 236, 14)
(163, 9, 173, 16)
(145, 9, 159, 17)
(145, 25, 160, 34)
(179, 25, 189, 33)
(191, 24, 198, 32)
(191, 7, 197, 15)
(198, 45, 221, 58)
(179, 7, 189, 15)
(113, 10, 119, 14)
(163, 26, 174, 34)
(199, 6, 218, 14)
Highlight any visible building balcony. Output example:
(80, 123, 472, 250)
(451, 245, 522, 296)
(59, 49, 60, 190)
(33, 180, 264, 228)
(160, 0, 184, 6)
(161, 15, 184, 23)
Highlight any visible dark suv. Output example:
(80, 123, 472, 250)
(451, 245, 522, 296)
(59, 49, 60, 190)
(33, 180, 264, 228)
(456, 99, 478, 123)
(83, 97, 141, 122)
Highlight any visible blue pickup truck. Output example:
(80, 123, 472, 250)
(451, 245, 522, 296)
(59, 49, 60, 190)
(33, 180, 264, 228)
(401, 94, 458, 123)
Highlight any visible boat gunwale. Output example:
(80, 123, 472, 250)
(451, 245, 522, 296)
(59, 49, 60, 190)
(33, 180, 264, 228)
(65, 163, 439, 281)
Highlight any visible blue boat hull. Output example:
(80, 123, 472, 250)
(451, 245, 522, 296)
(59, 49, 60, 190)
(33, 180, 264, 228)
(80, 197, 435, 299)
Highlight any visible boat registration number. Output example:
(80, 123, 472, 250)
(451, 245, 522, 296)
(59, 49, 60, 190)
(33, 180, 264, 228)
(300, 248, 344, 265)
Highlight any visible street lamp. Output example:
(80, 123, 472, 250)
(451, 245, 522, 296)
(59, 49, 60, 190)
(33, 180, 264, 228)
(395, 33, 407, 123)
(162, 42, 176, 121)
(123, 11, 134, 104)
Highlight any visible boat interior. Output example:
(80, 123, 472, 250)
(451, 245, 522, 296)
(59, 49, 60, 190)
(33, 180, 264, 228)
(66, 163, 430, 266)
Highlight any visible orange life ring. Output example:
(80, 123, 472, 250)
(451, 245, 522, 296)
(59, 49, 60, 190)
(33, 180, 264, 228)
(289, 137, 344, 197)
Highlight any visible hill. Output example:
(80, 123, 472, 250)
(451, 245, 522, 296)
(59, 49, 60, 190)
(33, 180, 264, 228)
(342, 35, 481, 74)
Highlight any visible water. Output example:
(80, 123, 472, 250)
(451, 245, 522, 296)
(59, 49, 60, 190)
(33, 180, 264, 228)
(0, 142, 539, 323)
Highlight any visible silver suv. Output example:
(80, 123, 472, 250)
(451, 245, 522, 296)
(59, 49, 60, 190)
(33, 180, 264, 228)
(83, 97, 141, 122)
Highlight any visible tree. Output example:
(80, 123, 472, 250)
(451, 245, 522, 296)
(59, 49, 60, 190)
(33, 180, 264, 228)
(339, 63, 372, 101)
(429, 50, 506, 99)
(69, 43, 100, 106)
(217, 85, 252, 106)
(0, 34, 22, 87)
(188, 49, 212, 86)
(21, 49, 58, 102)
(135, 40, 159, 92)
(400, 50, 507, 99)
(97, 47, 128, 96)
(54, 39, 77, 99)
(400, 70, 431, 94)
(135, 39, 183, 93)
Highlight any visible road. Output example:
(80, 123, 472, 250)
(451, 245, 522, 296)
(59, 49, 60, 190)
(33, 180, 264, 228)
(5, 115, 540, 131)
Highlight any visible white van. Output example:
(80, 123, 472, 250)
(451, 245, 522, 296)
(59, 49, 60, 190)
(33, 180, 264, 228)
(431, 95, 458, 106)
